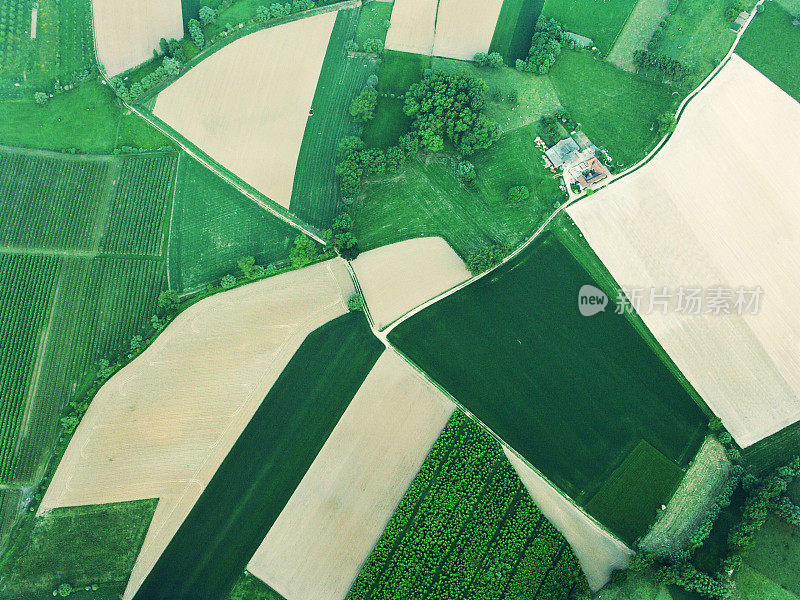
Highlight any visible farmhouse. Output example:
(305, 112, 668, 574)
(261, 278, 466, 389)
(544, 137, 609, 189)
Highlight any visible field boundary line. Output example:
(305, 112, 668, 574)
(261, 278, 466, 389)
(164, 153, 181, 292)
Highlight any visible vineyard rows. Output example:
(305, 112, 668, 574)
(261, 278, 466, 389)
(0, 149, 109, 251)
(0, 253, 60, 480)
(53, 0, 95, 83)
(346, 412, 588, 600)
(101, 154, 178, 256)
(4, 255, 167, 484)
(0, 0, 31, 71)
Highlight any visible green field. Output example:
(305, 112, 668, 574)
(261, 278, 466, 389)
(347, 411, 588, 600)
(290, 8, 376, 228)
(585, 440, 684, 545)
(541, 0, 639, 52)
(0, 79, 173, 153)
(744, 420, 800, 473)
(388, 235, 707, 540)
(490, 0, 546, 62)
(0, 0, 95, 97)
(0, 499, 157, 599)
(169, 155, 299, 293)
(649, 0, 736, 85)
(739, 515, 800, 597)
(0, 147, 173, 514)
(607, 0, 672, 71)
(354, 1, 392, 47)
(228, 573, 285, 600)
(432, 58, 562, 133)
(134, 311, 383, 600)
(549, 50, 677, 168)
(354, 124, 565, 258)
(737, 2, 800, 103)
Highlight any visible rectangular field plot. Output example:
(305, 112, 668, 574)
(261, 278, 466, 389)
(133, 312, 383, 600)
(384, 0, 438, 55)
(432, 0, 506, 61)
(737, 2, 800, 103)
(388, 236, 707, 541)
(168, 155, 298, 293)
(290, 8, 375, 229)
(154, 12, 337, 209)
(567, 56, 800, 449)
(345, 412, 589, 600)
(490, 0, 546, 62)
(584, 440, 684, 546)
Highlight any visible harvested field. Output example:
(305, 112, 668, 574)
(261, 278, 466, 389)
(640, 436, 731, 554)
(567, 56, 800, 448)
(38, 260, 355, 600)
(93, 0, 183, 76)
(384, 0, 437, 55)
(351, 237, 470, 329)
(505, 449, 632, 591)
(248, 351, 454, 600)
(154, 12, 337, 208)
(432, 0, 506, 60)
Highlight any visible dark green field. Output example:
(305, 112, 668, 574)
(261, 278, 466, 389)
(354, 124, 565, 258)
(228, 573, 285, 600)
(347, 412, 588, 600)
(585, 440, 684, 545)
(169, 155, 298, 292)
(290, 8, 375, 228)
(744, 420, 800, 473)
(134, 312, 383, 600)
(541, 0, 638, 52)
(549, 50, 677, 168)
(490, 0, 546, 62)
(737, 2, 800, 103)
(0, 499, 157, 599)
(389, 235, 707, 540)
(741, 515, 800, 597)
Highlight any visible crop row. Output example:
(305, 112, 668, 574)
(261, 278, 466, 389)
(0, 0, 31, 68)
(0, 150, 109, 251)
(346, 412, 588, 600)
(0, 253, 61, 481)
(100, 154, 178, 256)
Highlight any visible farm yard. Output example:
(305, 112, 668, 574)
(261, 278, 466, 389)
(2, 1, 800, 600)
(153, 11, 337, 209)
(567, 55, 800, 449)
(388, 235, 708, 543)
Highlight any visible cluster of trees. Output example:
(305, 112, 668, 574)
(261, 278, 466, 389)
(466, 244, 508, 274)
(404, 72, 500, 155)
(633, 50, 692, 86)
(347, 293, 365, 311)
(457, 160, 476, 188)
(189, 18, 205, 48)
(507, 185, 530, 203)
(724, 0, 746, 22)
(516, 18, 565, 74)
(324, 212, 359, 259)
(256, 0, 315, 22)
(346, 412, 587, 600)
(110, 56, 182, 101)
(335, 135, 409, 196)
(349, 87, 378, 122)
(473, 51, 504, 68)
(687, 464, 744, 551)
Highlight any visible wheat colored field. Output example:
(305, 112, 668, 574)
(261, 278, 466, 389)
(384, 0, 438, 55)
(351, 237, 470, 329)
(568, 55, 800, 448)
(385, 0, 504, 59)
(505, 450, 632, 591)
(432, 0, 505, 60)
(154, 12, 336, 208)
(38, 260, 354, 600)
(247, 350, 454, 600)
(93, 0, 183, 76)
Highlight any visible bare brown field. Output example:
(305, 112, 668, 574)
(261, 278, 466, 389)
(351, 237, 470, 329)
(384, 0, 438, 55)
(505, 449, 632, 591)
(567, 55, 800, 448)
(38, 260, 354, 599)
(93, 0, 183, 76)
(153, 12, 337, 208)
(247, 350, 454, 600)
(432, 0, 505, 60)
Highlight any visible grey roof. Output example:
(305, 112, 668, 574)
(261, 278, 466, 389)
(545, 137, 580, 168)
